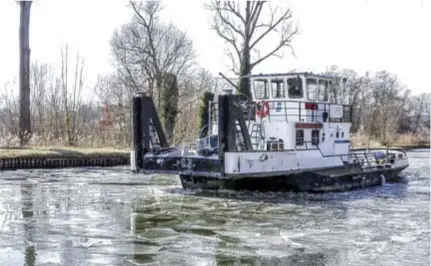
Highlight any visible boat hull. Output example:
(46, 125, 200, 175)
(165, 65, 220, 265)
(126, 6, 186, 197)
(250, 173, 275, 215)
(179, 165, 408, 193)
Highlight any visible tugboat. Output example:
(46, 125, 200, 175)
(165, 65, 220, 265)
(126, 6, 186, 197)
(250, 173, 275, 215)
(130, 72, 409, 192)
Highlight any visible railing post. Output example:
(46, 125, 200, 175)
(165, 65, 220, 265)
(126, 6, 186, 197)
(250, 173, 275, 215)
(268, 101, 271, 122)
(364, 152, 371, 168)
(298, 102, 301, 122)
(207, 100, 212, 148)
(353, 152, 363, 171)
(315, 105, 317, 122)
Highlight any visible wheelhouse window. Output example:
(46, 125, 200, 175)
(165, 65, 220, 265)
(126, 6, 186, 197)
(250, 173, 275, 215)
(295, 129, 304, 146)
(318, 80, 328, 101)
(311, 130, 320, 146)
(287, 78, 303, 99)
(253, 79, 269, 99)
(271, 79, 285, 98)
(328, 80, 340, 103)
(307, 78, 318, 101)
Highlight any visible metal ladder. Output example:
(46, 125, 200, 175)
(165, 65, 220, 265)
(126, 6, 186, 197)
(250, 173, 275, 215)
(250, 122, 264, 150)
(235, 121, 247, 151)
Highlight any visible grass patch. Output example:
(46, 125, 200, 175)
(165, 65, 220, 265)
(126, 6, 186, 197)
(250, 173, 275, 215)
(0, 146, 130, 159)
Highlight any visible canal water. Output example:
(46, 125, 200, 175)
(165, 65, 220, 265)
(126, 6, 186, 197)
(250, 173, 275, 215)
(0, 150, 429, 266)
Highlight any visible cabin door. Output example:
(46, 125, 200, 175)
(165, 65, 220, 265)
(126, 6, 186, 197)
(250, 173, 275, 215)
(322, 126, 336, 156)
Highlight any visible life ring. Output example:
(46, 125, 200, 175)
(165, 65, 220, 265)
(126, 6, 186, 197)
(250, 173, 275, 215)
(256, 101, 270, 117)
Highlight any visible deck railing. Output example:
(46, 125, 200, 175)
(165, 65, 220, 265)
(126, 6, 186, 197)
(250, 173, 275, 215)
(253, 99, 352, 123)
(205, 98, 353, 152)
(298, 141, 398, 170)
(209, 99, 352, 123)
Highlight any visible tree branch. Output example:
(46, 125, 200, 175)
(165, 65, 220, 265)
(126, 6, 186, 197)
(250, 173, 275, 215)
(249, 8, 293, 50)
(248, 2, 265, 37)
(211, 2, 245, 38)
(251, 25, 298, 68)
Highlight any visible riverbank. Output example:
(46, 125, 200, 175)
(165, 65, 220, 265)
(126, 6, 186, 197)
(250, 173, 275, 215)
(352, 143, 430, 151)
(0, 146, 130, 170)
(0, 146, 129, 158)
(0, 134, 428, 170)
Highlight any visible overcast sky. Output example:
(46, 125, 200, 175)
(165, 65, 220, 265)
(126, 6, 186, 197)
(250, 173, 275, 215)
(0, 0, 429, 96)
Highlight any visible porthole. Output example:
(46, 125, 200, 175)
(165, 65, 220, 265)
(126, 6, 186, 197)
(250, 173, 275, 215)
(330, 133, 333, 138)
(341, 131, 344, 138)
(336, 131, 339, 138)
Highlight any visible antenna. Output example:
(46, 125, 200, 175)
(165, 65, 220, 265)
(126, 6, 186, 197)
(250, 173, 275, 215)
(218, 72, 238, 90)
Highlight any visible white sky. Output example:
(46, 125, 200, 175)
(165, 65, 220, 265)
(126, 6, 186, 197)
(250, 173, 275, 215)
(0, 0, 429, 95)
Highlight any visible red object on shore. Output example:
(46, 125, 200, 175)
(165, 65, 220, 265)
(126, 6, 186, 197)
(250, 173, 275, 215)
(100, 103, 113, 126)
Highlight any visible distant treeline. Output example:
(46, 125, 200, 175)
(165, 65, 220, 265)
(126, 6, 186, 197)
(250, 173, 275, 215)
(0, 61, 429, 148)
(323, 66, 430, 146)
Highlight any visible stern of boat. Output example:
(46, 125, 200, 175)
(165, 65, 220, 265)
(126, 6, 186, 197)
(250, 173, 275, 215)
(130, 92, 255, 181)
(350, 147, 409, 176)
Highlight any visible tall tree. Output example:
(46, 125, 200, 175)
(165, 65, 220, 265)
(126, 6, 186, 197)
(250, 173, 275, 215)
(60, 45, 85, 146)
(207, 1, 298, 99)
(111, 1, 196, 142)
(111, 1, 195, 110)
(161, 73, 179, 143)
(368, 71, 407, 145)
(18, 1, 32, 145)
(324, 66, 371, 133)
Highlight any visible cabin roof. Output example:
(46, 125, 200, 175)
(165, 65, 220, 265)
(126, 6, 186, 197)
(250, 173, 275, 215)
(250, 72, 334, 80)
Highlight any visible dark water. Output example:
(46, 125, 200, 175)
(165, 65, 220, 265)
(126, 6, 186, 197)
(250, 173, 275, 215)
(0, 150, 429, 266)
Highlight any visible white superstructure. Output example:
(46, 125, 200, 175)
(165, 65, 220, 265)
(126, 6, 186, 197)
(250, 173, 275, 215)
(206, 72, 406, 176)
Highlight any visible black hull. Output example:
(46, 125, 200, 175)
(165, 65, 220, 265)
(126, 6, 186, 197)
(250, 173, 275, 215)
(180, 166, 408, 193)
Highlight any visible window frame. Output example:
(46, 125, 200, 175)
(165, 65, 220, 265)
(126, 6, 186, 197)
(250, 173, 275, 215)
(318, 79, 329, 101)
(287, 78, 304, 99)
(270, 78, 286, 98)
(295, 129, 304, 146)
(306, 78, 318, 101)
(253, 78, 270, 100)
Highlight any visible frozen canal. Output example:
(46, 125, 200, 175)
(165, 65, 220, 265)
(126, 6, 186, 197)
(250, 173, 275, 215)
(0, 149, 429, 265)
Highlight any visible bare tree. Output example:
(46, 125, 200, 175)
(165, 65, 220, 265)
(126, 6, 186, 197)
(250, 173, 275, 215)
(179, 68, 217, 106)
(207, 1, 298, 98)
(95, 73, 136, 145)
(403, 93, 431, 137)
(111, 1, 195, 110)
(18, 0, 32, 145)
(60, 45, 85, 146)
(110, 26, 146, 93)
(30, 62, 52, 136)
(324, 66, 372, 132)
(0, 80, 20, 135)
(363, 71, 408, 145)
